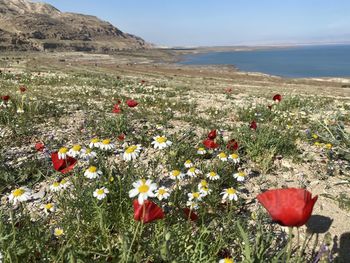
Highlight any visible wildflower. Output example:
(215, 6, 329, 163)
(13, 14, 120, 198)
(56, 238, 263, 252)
(206, 171, 220, 181)
(184, 160, 193, 168)
(169, 169, 185, 180)
(221, 188, 238, 202)
(89, 138, 100, 148)
(186, 200, 199, 210)
(203, 138, 219, 149)
(51, 152, 77, 174)
(84, 166, 102, 179)
(59, 179, 70, 190)
(151, 135, 172, 149)
(229, 153, 240, 164)
(1, 95, 10, 102)
(68, 145, 82, 158)
(197, 147, 206, 155)
(50, 182, 61, 192)
(129, 179, 157, 205)
(35, 142, 45, 152)
(188, 191, 203, 201)
(99, 139, 114, 150)
(112, 104, 122, 113)
(233, 171, 247, 182)
(219, 258, 235, 263)
(325, 143, 332, 150)
(250, 120, 257, 130)
(43, 203, 56, 214)
(199, 186, 211, 196)
(93, 187, 109, 200)
(54, 227, 64, 237)
(207, 129, 217, 140)
(16, 107, 24, 113)
(133, 200, 164, 223)
(273, 94, 282, 103)
(126, 99, 138, 107)
(257, 188, 318, 227)
(8, 187, 31, 205)
(183, 207, 198, 221)
(80, 148, 97, 160)
(117, 133, 125, 141)
(312, 134, 319, 139)
(123, 144, 142, 161)
(187, 167, 200, 177)
(156, 187, 171, 200)
(314, 142, 322, 147)
(217, 152, 228, 162)
(226, 139, 239, 151)
(19, 85, 26, 93)
(58, 147, 68, 159)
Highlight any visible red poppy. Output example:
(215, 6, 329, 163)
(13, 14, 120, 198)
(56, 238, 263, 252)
(226, 139, 239, 151)
(183, 208, 198, 221)
(257, 188, 318, 227)
(51, 152, 77, 174)
(250, 120, 257, 130)
(273, 94, 282, 102)
(126, 99, 138, 108)
(207, 129, 217, 140)
(19, 86, 26, 93)
(1, 95, 10, 101)
(35, 142, 45, 152)
(140, 80, 146, 84)
(203, 138, 219, 149)
(112, 104, 122, 113)
(117, 133, 125, 141)
(133, 200, 164, 223)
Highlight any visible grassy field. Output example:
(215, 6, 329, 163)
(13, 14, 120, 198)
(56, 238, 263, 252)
(0, 51, 350, 262)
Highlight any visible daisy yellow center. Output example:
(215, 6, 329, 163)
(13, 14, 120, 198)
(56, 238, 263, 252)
(91, 138, 99, 143)
(201, 186, 209, 192)
(59, 147, 68, 154)
(86, 148, 92, 154)
(60, 179, 67, 185)
(209, 172, 216, 177)
(314, 142, 321, 146)
(189, 167, 196, 173)
(312, 134, 318, 139)
(192, 192, 200, 198)
(238, 172, 246, 177)
(218, 152, 227, 158)
(138, 184, 149, 193)
(156, 136, 167, 143)
(54, 228, 64, 236)
(88, 166, 97, 173)
(226, 188, 236, 195)
(158, 188, 167, 195)
(185, 160, 192, 164)
(223, 258, 234, 263)
(72, 145, 81, 151)
(44, 203, 53, 210)
(172, 170, 181, 177)
(52, 182, 60, 187)
(102, 139, 110, 145)
(200, 180, 208, 187)
(230, 153, 239, 159)
(13, 188, 25, 197)
(198, 147, 205, 151)
(126, 145, 137, 154)
(97, 189, 105, 195)
(325, 143, 332, 149)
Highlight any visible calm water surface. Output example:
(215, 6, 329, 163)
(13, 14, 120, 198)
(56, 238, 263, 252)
(180, 45, 350, 78)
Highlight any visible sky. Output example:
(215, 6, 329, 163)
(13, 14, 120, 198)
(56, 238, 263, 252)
(33, 0, 350, 47)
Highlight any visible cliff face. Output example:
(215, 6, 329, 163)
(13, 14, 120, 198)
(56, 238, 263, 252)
(0, 0, 151, 52)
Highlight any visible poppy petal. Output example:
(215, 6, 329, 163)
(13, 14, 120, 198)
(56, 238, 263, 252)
(133, 200, 164, 223)
(51, 152, 77, 174)
(183, 208, 198, 221)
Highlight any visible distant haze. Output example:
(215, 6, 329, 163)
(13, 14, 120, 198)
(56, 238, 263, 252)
(33, 0, 350, 47)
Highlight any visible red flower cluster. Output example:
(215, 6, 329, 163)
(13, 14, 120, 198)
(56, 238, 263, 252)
(250, 120, 257, 130)
(51, 152, 77, 174)
(133, 200, 164, 223)
(126, 99, 138, 108)
(1, 95, 10, 102)
(203, 129, 219, 149)
(273, 94, 282, 103)
(19, 86, 26, 93)
(112, 99, 138, 113)
(226, 139, 239, 151)
(257, 188, 317, 227)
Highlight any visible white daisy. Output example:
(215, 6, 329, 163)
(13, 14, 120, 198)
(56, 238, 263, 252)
(129, 179, 157, 205)
(219, 258, 235, 263)
(8, 187, 31, 205)
(54, 227, 64, 237)
(217, 152, 228, 162)
(151, 135, 172, 149)
(229, 153, 240, 164)
(197, 147, 206, 155)
(68, 145, 82, 158)
(58, 147, 68, 160)
(99, 139, 114, 151)
(186, 200, 199, 210)
(123, 144, 142, 161)
(155, 187, 171, 200)
(188, 191, 203, 201)
(197, 180, 211, 196)
(221, 187, 238, 202)
(169, 169, 185, 180)
(187, 167, 201, 178)
(80, 148, 97, 160)
(50, 182, 61, 192)
(59, 179, 70, 190)
(89, 138, 100, 148)
(93, 187, 109, 200)
(43, 203, 56, 214)
(184, 159, 193, 168)
(206, 171, 220, 181)
(233, 171, 247, 182)
(84, 166, 102, 179)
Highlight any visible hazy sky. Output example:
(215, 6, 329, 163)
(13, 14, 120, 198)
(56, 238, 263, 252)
(34, 0, 350, 46)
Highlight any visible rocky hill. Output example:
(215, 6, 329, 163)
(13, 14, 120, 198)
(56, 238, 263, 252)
(0, 0, 151, 52)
